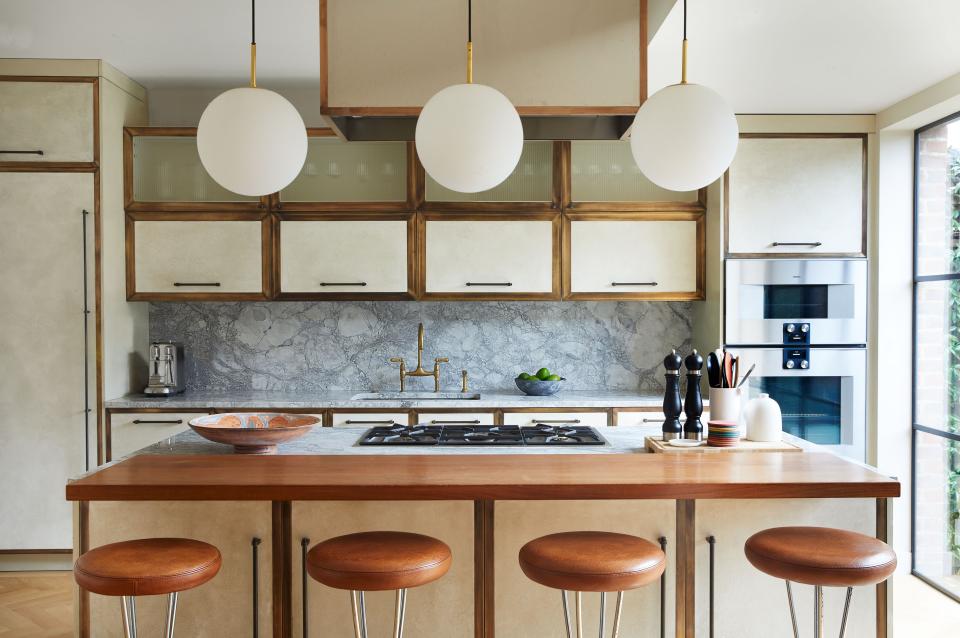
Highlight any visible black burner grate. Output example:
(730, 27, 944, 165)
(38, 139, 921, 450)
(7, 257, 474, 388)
(357, 424, 607, 446)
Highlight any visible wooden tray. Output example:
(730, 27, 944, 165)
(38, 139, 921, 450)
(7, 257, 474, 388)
(645, 436, 803, 454)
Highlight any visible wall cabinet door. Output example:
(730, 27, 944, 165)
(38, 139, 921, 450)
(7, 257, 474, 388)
(727, 136, 866, 256)
(564, 213, 704, 300)
(107, 411, 208, 462)
(422, 214, 560, 299)
(278, 215, 414, 298)
(128, 215, 268, 299)
(0, 80, 94, 163)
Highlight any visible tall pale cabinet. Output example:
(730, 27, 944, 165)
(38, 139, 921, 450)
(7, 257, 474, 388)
(0, 61, 148, 551)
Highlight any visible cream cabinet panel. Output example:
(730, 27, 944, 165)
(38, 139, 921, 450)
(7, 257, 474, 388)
(424, 219, 555, 294)
(413, 412, 495, 425)
(569, 219, 699, 294)
(728, 137, 865, 255)
(502, 411, 608, 428)
(280, 219, 409, 293)
(86, 501, 273, 637)
(108, 411, 206, 461)
(0, 81, 94, 162)
(132, 220, 263, 294)
(696, 499, 877, 637)
(330, 412, 410, 427)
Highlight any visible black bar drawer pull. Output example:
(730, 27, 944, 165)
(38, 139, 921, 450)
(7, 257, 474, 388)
(301, 537, 310, 637)
(771, 241, 822, 247)
(319, 282, 367, 287)
(132, 419, 184, 425)
(0, 149, 44, 155)
(430, 419, 481, 424)
(642, 417, 666, 423)
(534, 419, 581, 424)
(173, 282, 221, 287)
(344, 419, 398, 425)
(658, 536, 667, 638)
(251, 537, 261, 638)
(707, 535, 716, 638)
(465, 282, 512, 287)
(612, 281, 658, 287)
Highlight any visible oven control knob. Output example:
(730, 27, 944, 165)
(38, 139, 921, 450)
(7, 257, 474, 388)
(800, 324, 810, 333)
(800, 360, 809, 369)
(785, 360, 796, 369)
(785, 324, 796, 333)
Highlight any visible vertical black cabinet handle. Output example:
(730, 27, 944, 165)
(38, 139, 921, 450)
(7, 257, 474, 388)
(707, 535, 716, 638)
(658, 536, 667, 638)
(81, 209, 90, 471)
(251, 537, 261, 638)
(301, 537, 310, 637)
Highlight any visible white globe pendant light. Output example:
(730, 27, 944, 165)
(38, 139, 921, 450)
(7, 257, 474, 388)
(415, 0, 523, 193)
(197, 0, 307, 197)
(630, 0, 738, 192)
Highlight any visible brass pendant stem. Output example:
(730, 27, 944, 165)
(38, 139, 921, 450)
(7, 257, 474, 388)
(250, 43, 257, 88)
(466, 41, 473, 83)
(681, 38, 688, 84)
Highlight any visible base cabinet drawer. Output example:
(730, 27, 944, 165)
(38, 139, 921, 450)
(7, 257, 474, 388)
(615, 409, 710, 427)
(330, 412, 410, 427)
(565, 214, 703, 300)
(502, 411, 608, 428)
(412, 412, 495, 425)
(108, 411, 206, 461)
(279, 216, 412, 295)
(130, 217, 266, 297)
(0, 80, 94, 162)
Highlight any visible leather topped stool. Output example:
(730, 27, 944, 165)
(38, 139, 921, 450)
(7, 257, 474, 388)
(306, 531, 452, 638)
(74, 538, 221, 638)
(745, 526, 897, 637)
(519, 531, 666, 638)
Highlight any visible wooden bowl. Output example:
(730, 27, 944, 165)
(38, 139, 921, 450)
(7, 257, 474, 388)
(188, 413, 320, 455)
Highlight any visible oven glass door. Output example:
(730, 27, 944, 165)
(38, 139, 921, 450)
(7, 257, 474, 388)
(728, 347, 865, 460)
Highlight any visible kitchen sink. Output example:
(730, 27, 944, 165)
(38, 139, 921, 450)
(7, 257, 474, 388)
(350, 392, 481, 401)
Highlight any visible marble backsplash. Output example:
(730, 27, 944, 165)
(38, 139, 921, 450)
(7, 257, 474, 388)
(149, 301, 693, 394)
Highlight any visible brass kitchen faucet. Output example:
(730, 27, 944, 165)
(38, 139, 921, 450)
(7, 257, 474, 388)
(389, 323, 448, 392)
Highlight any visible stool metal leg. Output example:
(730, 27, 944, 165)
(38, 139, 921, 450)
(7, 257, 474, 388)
(359, 591, 368, 638)
(164, 592, 178, 638)
(611, 591, 624, 638)
(561, 591, 574, 638)
(575, 591, 583, 638)
(350, 591, 364, 638)
(598, 592, 606, 638)
(785, 581, 799, 638)
(393, 588, 407, 638)
(120, 596, 137, 638)
(838, 587, 854, 638)
(813, 585, 824, 638)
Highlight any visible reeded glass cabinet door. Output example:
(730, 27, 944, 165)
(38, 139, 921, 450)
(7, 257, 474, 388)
(570, 141, 699, 203)
(280, 138, 408, 202)
(425, 141, 553, 202)
(133, 136, 257, 202)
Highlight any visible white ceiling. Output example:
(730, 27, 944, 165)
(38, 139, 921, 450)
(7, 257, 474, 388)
(2, 0, 960, 113)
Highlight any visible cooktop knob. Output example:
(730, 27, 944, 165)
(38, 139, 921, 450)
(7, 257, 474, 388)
(785, 323, 796, 333)
(800, 360, 809, 369)
(785, 360, 796, 369)
(800, 323, 810, 333)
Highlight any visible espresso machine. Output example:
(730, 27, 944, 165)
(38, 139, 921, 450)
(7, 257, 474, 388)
(143, 341, 185, 395)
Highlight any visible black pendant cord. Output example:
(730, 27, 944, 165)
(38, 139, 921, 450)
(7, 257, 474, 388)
(252, 0, 256, 45)
(468, 0, 472, 42)
(683, 0, 687, 40)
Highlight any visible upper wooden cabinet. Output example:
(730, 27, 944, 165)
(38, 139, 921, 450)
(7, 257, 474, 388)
(563, 212, 704, 300)
(0, 80, 95, 164)
(277, 213, 415, 299)
(127, 212, 270, 300)
(420, 213, 560, 300)
(322, 0, 643, 113)
(726, 134, 867, 257)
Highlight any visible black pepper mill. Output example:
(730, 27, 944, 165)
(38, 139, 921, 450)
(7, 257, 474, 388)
(683, 349, 704, 440)
(662, 350, 683, 441)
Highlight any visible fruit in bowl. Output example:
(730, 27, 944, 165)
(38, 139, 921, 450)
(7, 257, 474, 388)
(515, 367, 565, 396)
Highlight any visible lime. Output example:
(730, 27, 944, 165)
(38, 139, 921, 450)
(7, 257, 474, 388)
(518, 372, 532, 380)
(536, 368, 551, 380)
(546, 374, 561, 381)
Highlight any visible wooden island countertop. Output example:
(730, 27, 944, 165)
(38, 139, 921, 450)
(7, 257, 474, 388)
(66, 451, 899, 501)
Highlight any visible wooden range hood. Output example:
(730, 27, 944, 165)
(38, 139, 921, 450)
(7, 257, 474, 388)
(320, 0, 651, 140)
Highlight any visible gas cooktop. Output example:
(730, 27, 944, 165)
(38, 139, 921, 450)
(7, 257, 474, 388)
(357, 424, 608, 446)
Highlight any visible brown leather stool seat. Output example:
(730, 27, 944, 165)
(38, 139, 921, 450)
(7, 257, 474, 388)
(745, 526, 897, 587)
(306, 531, 452, 591)
(74, 538, 222, 597)
(519, 531, 666, 592)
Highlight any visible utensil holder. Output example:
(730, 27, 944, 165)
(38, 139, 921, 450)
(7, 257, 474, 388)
(707, 387, 742, 429)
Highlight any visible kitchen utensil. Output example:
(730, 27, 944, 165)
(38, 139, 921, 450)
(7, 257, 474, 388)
(744, 393, 783, 442)
(707, 351, 721, 388)
(737, 363, 756, 388)
(143, 341, 185, 395)
(189, 413, 319, 454)
(683, 350, 704, 440)
(708, 387, 742, 424)
(732, 356, 740, 388)
(722, 351, 734, 388)
(515, 377, 565, 396)
(662, 350, 684, 442)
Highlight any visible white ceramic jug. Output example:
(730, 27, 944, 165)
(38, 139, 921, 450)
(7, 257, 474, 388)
(745, 393, 782, 442)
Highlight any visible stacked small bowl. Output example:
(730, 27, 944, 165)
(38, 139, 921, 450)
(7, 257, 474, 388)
(707, 420, 740, 448)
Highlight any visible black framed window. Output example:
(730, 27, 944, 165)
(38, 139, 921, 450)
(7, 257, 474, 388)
(912, 110, 960, 602)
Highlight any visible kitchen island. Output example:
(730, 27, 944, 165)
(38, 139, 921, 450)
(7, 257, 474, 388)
(68, 426, 897, 638)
